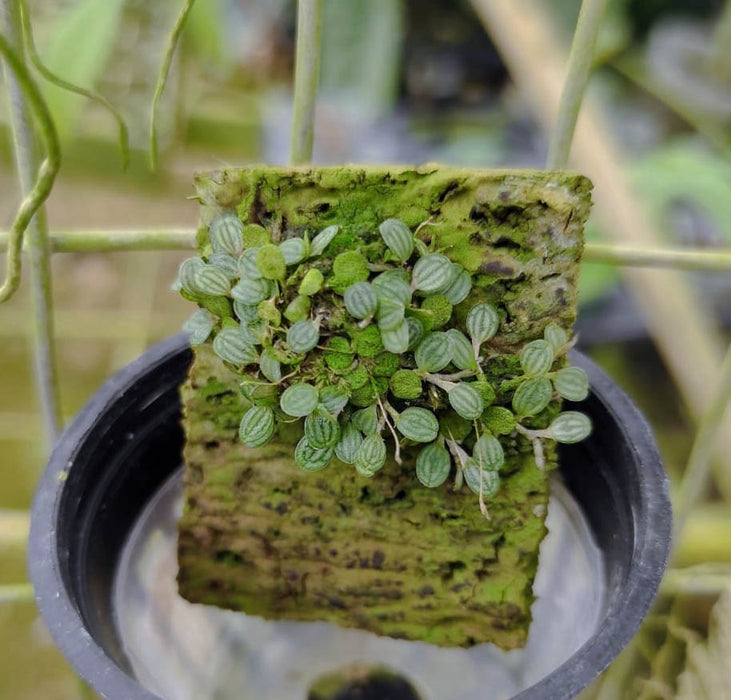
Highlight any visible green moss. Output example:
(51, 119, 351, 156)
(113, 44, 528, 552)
(256, 244, 286, 280)
(343, 364, 369, 390)
(330, 251, 369, 292)
(350, 326, 383, 358)
(390, 370, 422, 400)
(257, 299, 281, 325)
(242, 223, 270, 248)
(350, 377, 388, 407)
(324, 336, 354, 373)
(420, 295, 453, 328)
(484, 406, 517, 435)
(371, 352, 399, 377)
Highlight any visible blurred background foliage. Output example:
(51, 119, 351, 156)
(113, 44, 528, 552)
(1, 0, 730, 697)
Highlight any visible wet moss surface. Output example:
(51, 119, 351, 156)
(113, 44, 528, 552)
(178, 165, 592, 649)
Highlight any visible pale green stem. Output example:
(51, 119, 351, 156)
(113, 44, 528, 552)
(660, 564, 731, 597)
(0, 583, 34, 604)
(673, 340, 731, 540)
(583, 242, 731, 271)
(707, 0, 731, 83)
(290, 0, 323, 164)
(546, 0, 610, 169)
(18, 0, 129, 169)
(1, 0, 63, 441)
(149, 0, 196, 170)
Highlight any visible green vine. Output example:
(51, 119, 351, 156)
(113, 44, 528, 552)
(0, 31, 60, 304)
(176, 214, 592, 518)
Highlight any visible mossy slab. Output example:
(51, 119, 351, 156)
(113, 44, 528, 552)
(178, 164, 592, 650)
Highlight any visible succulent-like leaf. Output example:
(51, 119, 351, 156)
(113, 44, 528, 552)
(466, 303, 499, 348)
(259, 347, 282, 383)
(287, 320, 320, 354)
(352, 405, 378, 435)
(381, 320, 410, 353)
(443, 265, 472, 305)
(544, 323, 569, 351)
(279, 237, 308, 265)
(193, 264, 231, 296)
(473, 434, 504, 471)
(446, 329, 477, 370)
(299, 269, 324, 296)
(238, 323, 261, 346)
(378, 218, 414, 261)
(344, 281, 378, 319)
(212, 327, 258, 366)
(305, 408, 341, 449)
(406, 316, 425, 350)
(280, 383, 319, 417)
(255, 244, 287, 280)
(545, 411, 592, 443)
(371, 270, 412, 306)
(237, 247, 262, 279)
(520, 339, 555, 376)
(554, 367, 589, 401)
(463, 462, 500, 498)
(239, 376, 278, 406)
(414, 332, 453, 372)
(396, 407, 439, 443)
(355, 434, 387, 474)
(415, 442, 451, 488)
(448, 383, 484, 420)
(335, 423, 363, 464)
(231, 277, 269, 305)
(309, 225, 339, 257)
(209, 213, 244, 256)
(238, 406, 275, 447)
(411, 253, 455, 294)
(294, 438, 334, 471)
(175, 257, 205, 294)
(512, 377, 553, 417)
(377, 298, 406, 331)
(183, 308, 214, 345)
(319, 386, 350, 415)
(234, 301, 261, 324)
(207, 253, 239, 280)
(283, 295, 311, 323)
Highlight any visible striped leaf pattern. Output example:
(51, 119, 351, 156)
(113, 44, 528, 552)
(344, 282, 378, 319)
(378, 218, 414, 261)
(209, 214, 244, 256)
(448, 383, 484, 420)
(212, 328, 257, 366)
(416, 442, 451, 488)
(411, 254, 455, 294)
(519, 339, 554, 376)
(396, 407, 439, 442)
(280, 383, 319, 417)
(512, 377, 553, 417)
(238, 406, 275, 447)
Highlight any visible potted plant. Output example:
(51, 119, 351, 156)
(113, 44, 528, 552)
(28, 164, 672, 700)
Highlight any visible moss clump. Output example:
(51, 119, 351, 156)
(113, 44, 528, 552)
(344, 364, 369, 390)
(284, 295, 311, 322)
(371, 352, 399, 377)
(484, 406, 518, 435)
(324, 336, 354, 372)
(330, 251, 369, 292)
(256, 244, 287, 280)
(242, 223, 270, 248)
(390, 370, 422, 399)
(421, 295, 453, 328)
(350, 325, 384, 358)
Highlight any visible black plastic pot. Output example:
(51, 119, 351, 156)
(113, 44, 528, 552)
(29, 334, 671, 700)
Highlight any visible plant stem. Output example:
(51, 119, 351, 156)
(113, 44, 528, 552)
(290, 0, 323, 164)
(149, 0, 195, 170)
(1, 0, 62, 442)
(673, 340, 731, 539)
(583, 242, 731, 271)
(660, 564, 731, 597)
(0, 583, 34, 605)
(546, 0, 610, 169)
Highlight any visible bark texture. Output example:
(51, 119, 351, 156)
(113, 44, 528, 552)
(178, 165, 592, 649)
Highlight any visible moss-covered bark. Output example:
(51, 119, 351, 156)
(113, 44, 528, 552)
(178, 165, 592, 649)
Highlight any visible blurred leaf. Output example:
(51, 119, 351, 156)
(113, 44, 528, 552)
(677, 586, 731, 700)
(184, 0, 226, 65)
(41, 0, 126, 141)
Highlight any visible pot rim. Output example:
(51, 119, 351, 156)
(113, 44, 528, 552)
(28, 334, 671, 700)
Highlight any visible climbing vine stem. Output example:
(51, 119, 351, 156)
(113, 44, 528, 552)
(546, 0, 610, 169)
(1, 0, 63, 441)
(290, 0, 323, 164)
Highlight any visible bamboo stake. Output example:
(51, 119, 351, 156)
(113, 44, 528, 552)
(470, 0, 731, 500)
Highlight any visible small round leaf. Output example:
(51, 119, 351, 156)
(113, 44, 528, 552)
(352, 405, 378, 435)
(255, 244, 287, 280)
(234, 301, 261, 324)
(396, 407, 439, 443)
(309, 225, 339, 257)
(305, 408, 341, 449)
(175, 257, 205, 295)
(520, 339, 555, 376)
(259, 348, 282, 383)
(193, 265, 231, 296)
(231, 277, 269, 305)
(238, 406, 275, 447)
(207, 253, 239, 280)
(287, 320, 320, 354)
(512, 377, 553, 417)
(463, 462, 500, 498)
(466, 303, 499, 347)
(554, 367, 589, 401)
(377, 298, 405, 331)
(446, 329, 477, 370)
(335, 423, 363, 464)
(448, 383, 484, 420)
(355, 434, 387, 474)
(381, 321, 410, 354)
(379, 218, 414, 261)
(473, 435, 504, 471)
(294, 438, 334, 471)
(406, 316, 425, 350)
(319, 386, 350, 415)
(371, 271, 411, 306)
(238, 248, 262, 279)
(546, 412, 592, 443)
(279, 237, 308, 265)
(280, 383, 319, 417)
(344, 281, 378, 319)
(414, 332, 453, 372)
(209, 213, 244, 256)
(416, 442, 451, 488)
(443, 266, 472, 305)
(544, 323, 569, 351)
(212, 327, 258, 366)
(411, 253, 455, 294)
(183, 309, 214, 345)
(299, 269, 324, 296)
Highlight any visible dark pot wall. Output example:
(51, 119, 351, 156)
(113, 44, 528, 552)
(28, 334, 671, 700)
